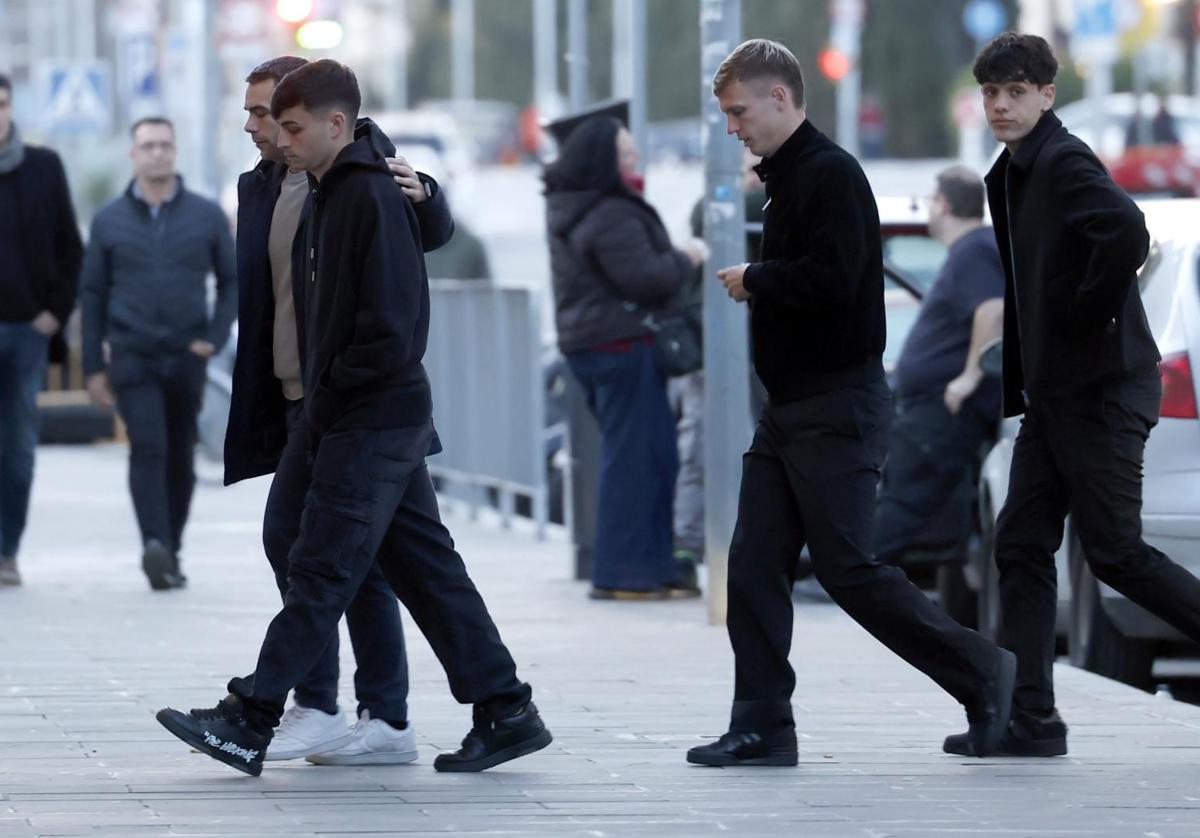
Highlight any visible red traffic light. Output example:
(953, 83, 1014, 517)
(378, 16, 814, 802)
(818, 47, 851, 82)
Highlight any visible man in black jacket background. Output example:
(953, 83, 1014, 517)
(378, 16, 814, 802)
(223, 55, 455, 766)
(157, 60, 550, 778)
(80, 116, 236, 591)
(0, 73, 83, 586)
(958, 33, 1200, 758)
(687, 39, 1015, 768)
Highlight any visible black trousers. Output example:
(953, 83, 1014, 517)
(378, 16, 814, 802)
(110, 348, 206, 552)
(235, 421, 531, 732)
(258, 400, 408, 722)
(995, 368, 1200, 716)
(726, 380, 1000, 734)
(874, 396, 994, 565)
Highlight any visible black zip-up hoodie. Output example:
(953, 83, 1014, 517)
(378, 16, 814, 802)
(296, 135, 431, 436)
(743, 120, 885, 403)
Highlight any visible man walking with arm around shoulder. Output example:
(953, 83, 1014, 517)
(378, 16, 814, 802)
(952, 33, 1200, 757)
(224, 55, 456, 765)
(687, 39, 1016, 767)
(80, 117, 236, 590)
(157, 60, 549, 777)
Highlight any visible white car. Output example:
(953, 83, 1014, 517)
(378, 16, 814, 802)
(972, 198, 1200, 688)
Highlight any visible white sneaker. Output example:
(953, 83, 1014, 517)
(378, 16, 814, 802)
(306, 710, 418, 765)
(265, 704, 354, 761)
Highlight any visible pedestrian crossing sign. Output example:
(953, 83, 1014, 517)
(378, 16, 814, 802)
(42, 62, 112, 136)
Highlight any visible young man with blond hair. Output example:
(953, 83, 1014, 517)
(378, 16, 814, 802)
(688, 39, 1015, 767)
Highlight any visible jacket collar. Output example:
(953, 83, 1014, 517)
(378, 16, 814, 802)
(754, 119, 818, 182)
(1007, 110, 1062, 172)
(126, 175, 183, 207)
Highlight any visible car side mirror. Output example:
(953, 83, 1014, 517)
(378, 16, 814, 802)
(979, 338, 1003, 378)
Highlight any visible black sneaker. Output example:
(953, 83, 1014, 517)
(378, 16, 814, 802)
(433, 702, 552, 772)
(143, 539, 174, 591)
(941, 648, 1017, 757)
(156, 695, 271, 776)
(686, 730, 799, 767)
(165, 552, 187, 589)
(944, 708, 1069, 757)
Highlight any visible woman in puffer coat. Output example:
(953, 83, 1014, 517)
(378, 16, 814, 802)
(544, 116, 707, 600)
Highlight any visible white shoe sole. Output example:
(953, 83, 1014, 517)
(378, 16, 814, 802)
(305, 749, 418, 766)
(265, 730, 356, 761)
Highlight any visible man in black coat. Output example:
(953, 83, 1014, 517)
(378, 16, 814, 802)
(953, 33, 1200, 758)
(221, 55, 455, 766)
(157, 60, 550, 778)
(0, 73, 83, 586)
(687, 39, 1015, 768)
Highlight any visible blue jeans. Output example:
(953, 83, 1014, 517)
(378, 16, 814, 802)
(566, 340, 680, 590)
(0, 322, 48, 558)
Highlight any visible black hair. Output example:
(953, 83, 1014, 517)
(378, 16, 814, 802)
(270, 59, 361, 123)
(973, 32, 1058, 86)
(0, 74, 11, 95)
(542, 116, 623, 194)
(246, 56, 308, 85)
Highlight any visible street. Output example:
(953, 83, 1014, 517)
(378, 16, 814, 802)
(3, 444, 1200, 837)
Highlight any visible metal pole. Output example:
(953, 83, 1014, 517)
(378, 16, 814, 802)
(533, 0, 557, 118)
(699, 0, 747, 625)
(451, 0, 475, 102)
(611, 0, 647, 165)
(567, 0, 589, 111)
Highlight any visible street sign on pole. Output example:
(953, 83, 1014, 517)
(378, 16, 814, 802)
(1073, 0, 1119, 65)
(41, 61, 112, 136)
(963, 0, 1006, 44)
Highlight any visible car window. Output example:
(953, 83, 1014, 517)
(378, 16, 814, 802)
(882, 235, 947, 294)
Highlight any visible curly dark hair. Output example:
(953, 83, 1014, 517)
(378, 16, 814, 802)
(973, 32, 1058, 86)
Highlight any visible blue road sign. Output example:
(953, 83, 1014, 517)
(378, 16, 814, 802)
(44, 62, 112, 136)
(963, 0, 1006, 43)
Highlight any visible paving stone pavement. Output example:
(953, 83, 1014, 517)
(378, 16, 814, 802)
(2, 445, 1200, 837)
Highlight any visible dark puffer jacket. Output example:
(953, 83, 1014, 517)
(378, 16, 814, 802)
(546, 188, 691, 354)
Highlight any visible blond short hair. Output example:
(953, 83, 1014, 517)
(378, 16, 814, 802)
(712, 38, 805, 107)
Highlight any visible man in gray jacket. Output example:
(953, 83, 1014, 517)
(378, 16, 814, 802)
(80, 117, 236, 590)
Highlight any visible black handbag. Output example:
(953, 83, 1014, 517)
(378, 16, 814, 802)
(638, 302, 702, 377)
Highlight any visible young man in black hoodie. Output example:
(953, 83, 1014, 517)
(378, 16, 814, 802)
(956, 33, 1200, 758)
(687, 39, 1016, 767)
(157, 60, 550, 776)
(224, 55, 456, 766)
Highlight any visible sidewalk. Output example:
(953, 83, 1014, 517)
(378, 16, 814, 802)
(2, 444, 1200, 837)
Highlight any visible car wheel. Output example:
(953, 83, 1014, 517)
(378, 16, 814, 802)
(976, 502, 1003, 642)
(1069, 538, 1155, 690)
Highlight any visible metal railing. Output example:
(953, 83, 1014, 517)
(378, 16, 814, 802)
(424, 280, 549, 536)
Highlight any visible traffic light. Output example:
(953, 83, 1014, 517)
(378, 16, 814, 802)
(818, 47, 851, 82)
(275, 0, 313, 24)
(275, 0, 343, 50)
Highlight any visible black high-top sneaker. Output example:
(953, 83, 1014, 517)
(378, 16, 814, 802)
(433, 702, 552, 772)
(156, 694, 271, 776)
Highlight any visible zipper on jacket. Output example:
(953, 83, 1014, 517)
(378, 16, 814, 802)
(1003, 165, 1031, 408)
(310, 186, 319, 284)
